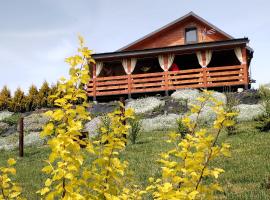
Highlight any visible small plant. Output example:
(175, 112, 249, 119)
(128, 115, 142, 144)
(261, 174, 270, 190)
(225, 92, 239, 135)
(255, 86, 270, 131)
(1, 113, 20, 126)
(176, 116, 188, 138)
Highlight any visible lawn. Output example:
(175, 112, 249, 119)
(0, 121, 270, 199)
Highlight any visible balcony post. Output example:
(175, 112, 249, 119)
(203, 67, 207, 87)
(241, 47, 249, 89)
(164, 71, 169, 96)
(128, 74, 131, 99)
(93, 63, 97, 101)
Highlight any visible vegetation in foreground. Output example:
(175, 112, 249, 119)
(0, 121, 269, 199)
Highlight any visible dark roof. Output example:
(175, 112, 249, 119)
(93, 38, 250, 61)
(117, 11, 234, 51)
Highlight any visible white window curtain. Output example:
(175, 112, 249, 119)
(205, 50, 212, 67)
(122, 59, 129, 74)
(196, 50, 212, 68)
(158, 54, 175, 71)
(130, 58, 137, 74)
(95, 62, 103, 77)
(234, 47, 244, 64)
(122, 58, 137, 74)
(196, 51, 204, 67)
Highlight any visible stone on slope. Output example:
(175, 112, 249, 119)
(23, 113, 50, 132)
(0, 111, 13, 121)
(171, 89, 200, 103)
(141, 113, 180, 132)
(84, 117, 102, 138)
(236, 104, 265, 121)
(126, 97, 165, 114)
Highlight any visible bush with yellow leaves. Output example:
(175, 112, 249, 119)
(1, 37, 236, 200)
(146, 91, 236, 199)
(0, 158, 23, 200)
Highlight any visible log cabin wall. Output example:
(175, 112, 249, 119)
(123, 16, 229, 51)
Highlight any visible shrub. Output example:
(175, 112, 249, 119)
(224, 92, 239, 135)
(0, 85, 11, 111)
(9, 88, 26, 113)
(128, 115, 142, 144)
(1, 37, 235, 200)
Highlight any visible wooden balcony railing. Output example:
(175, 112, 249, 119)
(87, 65, 247, 97)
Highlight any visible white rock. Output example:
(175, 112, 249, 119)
(141, 114, 180, 132)
(0, 122, 9, 133)
(0, 111, 13, 121)
(126, 97, 165, 114)
(171, 89, 200, 102)
(24, 113, 50, 132)
(236, 104, 265, 121)
(84, 117, 102, 138)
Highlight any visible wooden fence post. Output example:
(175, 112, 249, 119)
(119, 97, 127, 141)
(19, 117, 24, 157)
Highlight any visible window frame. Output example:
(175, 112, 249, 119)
(185, 27, 198, 44)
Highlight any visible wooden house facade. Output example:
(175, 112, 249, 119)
(87, 12, 254, 100)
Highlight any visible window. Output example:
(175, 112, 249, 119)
(185, 27, 197, 44)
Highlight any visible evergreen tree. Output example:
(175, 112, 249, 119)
(9, 87, 26, 112)
(0, 85, 11, 111)
(25, 84, 39, 111)
(38, 81, 50, 108)
(47, 83, 58, 107)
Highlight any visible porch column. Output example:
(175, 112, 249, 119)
(93, 63, 97, 101)
(196, 50, 212, 87)
(241, 47, 249, 89)
(158, 54, 174, 96)
(122, 58, 137, 99)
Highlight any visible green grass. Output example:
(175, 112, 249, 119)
(0, 121, 270, 199)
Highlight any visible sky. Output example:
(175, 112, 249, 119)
(0, 0, 269, 93)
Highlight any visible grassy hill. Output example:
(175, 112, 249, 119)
(0, 121, 270, 199)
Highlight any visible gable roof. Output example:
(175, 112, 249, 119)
(117, 11, 234, 52)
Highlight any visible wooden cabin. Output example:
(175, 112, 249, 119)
(88, 12, 254, 100)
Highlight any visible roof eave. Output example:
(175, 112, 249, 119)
(93, 38, 249, 61)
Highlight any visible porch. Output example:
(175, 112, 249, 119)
(87, 38, 252, 99)
(87, 65, 247, 98)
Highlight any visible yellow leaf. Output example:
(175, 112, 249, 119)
(45, 178, 52, 187)
(7, 158, 16, 166)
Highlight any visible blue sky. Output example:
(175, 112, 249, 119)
(0, 0, 269, 93)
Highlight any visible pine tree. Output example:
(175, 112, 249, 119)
(0, 85, 11, 111)
(9, 88, 26, 113)
(25, 84, 39, 111)
(38, 81, 50, 108)
(47, 83, 58, 108)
